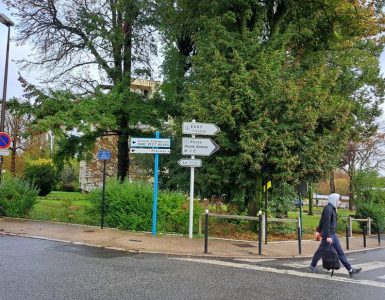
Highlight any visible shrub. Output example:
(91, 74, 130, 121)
(87, 179, 202, 234)
(24, 163, 57, 196)
(0, 176, 39, 218)
(353, 170, 385, 232)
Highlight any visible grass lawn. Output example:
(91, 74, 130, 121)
(288, 205, 360, 234)
(30, 191, 97, 225)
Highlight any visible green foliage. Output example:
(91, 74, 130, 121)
(57, 166, 78, 192)
(87, 179, 203, 234)
(269, 183, 297, 218)
(159, 1, 385, 211)
(353, 170, 385, 231)
(31, 192, 94, 224)
(0, 176, 39, 218)
(24, 163, 57, 196)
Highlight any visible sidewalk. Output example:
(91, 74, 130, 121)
(1, 217, 383, 258)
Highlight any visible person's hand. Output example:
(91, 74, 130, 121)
(314, 232, 321, 241)
(327, 237, 332, 244)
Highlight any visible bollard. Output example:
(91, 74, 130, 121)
(378, 229, 381, 246)
(297, 226, 302, 255)
(363, 225, 367, 248)
(346, 226, 349, 250)
(258, 213, 262, 255)
(204, 209, 209, 254)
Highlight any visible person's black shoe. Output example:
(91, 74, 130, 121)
(349, 268, 362, 277)
(308, 266, 317, 273)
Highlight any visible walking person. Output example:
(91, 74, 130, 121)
(309, 193, 362, 277)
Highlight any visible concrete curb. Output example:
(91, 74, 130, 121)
(2, 231, 384, 260)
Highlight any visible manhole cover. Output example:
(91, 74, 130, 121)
(233, 243, 256, 248)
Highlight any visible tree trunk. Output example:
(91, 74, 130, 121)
(308, 185, 313, 215)
(348, 175, 355, 211)
(248, 175, 263, 230)
(329, 172, 335, 193)
(117, 117, 129, 182)
(10, 129, 18, 174)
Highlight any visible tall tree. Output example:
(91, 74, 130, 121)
(5, 0, 160, 181)
(4, 98, 34, 174)
(159, 1, 385, 213)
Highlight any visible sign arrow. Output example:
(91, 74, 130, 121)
(130, 148, 171, 154)
(182, 137, 220, 156)
(130, 138, 171, 148)
(178, 159, 202, 168)
(182, 122, 220, 136)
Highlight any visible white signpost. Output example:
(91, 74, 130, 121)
(182, 122, 220, 135)
(177, 158, 202, 168)
(131, 138, 171, 148)
(181, 120, 220, 239)
(130, 148, 171, 154)
(182, 137, 219, 156)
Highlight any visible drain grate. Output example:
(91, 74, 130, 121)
(129, 239, 142, 243)
(233, 243, 256, 248)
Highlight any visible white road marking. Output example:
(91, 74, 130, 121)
(283, 260, 384, 275)
(172, 258, 385, 289)
(377, 275, 385, 280)
(234, 258, 276, 263)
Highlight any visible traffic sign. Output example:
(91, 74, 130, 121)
(130, 148, 171, 154)
(0, 132, 11, 149)
(178, 158, 202, 168)
(0, 149, 10, 156)
(182, 137, 219, 156)
(97, 150, 111, 160)
(182, 122, 220, 136)
(131, 138, 171, 148)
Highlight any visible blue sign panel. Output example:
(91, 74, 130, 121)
(98, 150, 111, 160)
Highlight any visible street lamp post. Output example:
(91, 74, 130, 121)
(0, 13, 14, 183)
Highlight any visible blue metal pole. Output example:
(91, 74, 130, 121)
(152, 130, 160, 236)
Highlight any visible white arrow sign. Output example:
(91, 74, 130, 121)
(131, 138, 170, 148)
(182, 122, 220, 136)
(130, 148, 171, 154)
(182, 137, 219, 156)
(178, 159, 202, 168)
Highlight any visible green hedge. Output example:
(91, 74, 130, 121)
(0, 176, 39, 218)
(87, 180, 203, 234)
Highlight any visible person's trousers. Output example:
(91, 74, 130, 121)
(310, 234, 352, 271)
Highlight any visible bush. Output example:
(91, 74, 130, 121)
(355, 202, 385, 232)
(0, 176, 39, 218)
(353, 170, 385, 232)
(24, 163, 57, 196)
(87, 179, 203, 234)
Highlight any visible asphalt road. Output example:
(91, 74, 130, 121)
(1, 236, 384, 300)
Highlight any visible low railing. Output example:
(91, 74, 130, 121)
(348, 216, 371, 237)
(200, 211, 300, 255)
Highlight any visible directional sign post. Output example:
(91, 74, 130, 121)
(182, 122, 220, 136)
(177, 159, 202, 168)
(97, 149, 111, 229)
(182, 120, 220, 239)
(130, 132, 171, 236)
(131, 138, 170, 148)
(182, 137, 219, 156)
(130, 148, 170, 154)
